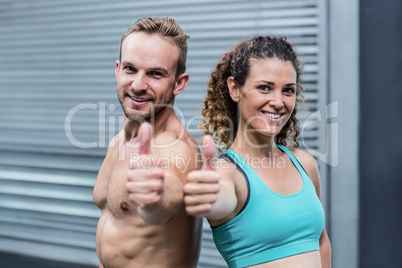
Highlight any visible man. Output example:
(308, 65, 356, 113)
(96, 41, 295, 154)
(93, 17, 202, 268)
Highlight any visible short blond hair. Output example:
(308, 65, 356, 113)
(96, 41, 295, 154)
(119, 17, 189, 78)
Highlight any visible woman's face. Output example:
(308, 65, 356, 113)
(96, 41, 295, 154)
(233, 57, 297, 143)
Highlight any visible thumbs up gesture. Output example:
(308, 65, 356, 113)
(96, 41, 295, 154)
(126, 122, 164, 210)
(184, 135, 220, 218)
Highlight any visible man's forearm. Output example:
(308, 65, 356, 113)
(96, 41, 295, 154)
(138, 175, 183, 224)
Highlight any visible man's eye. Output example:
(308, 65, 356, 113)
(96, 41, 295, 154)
(124, 66, 136, 72)
(150, 71, 163, 77)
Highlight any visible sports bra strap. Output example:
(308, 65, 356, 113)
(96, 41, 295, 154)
(276, 144, 309, 177)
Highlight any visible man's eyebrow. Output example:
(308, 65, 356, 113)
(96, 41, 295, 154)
(121, 61, 169, 74)
(121, 61, 133, 66)
(148, 67, 169, 74)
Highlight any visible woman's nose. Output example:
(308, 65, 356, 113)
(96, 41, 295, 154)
(269, 91, 284, 109)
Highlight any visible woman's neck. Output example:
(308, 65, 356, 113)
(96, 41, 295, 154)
(230, 126, 281, 160)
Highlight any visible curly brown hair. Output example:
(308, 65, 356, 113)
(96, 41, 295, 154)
(199, 35, 304, 153)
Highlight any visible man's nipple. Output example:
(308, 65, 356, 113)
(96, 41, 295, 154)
(120, 202, 130, 212)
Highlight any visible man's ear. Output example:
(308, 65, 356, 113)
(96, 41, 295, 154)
(115, 60, 120, 80)
(227, 77, 240, 102)
(173, 73, 190, 96)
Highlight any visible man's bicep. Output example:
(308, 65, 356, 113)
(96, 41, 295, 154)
(155, 141, 199, 175)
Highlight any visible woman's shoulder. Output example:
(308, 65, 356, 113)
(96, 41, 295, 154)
(213, 154, 246, 184)
(214, 156, 238, 174)
(286, 147, 319, 176)
(287, 147, 322, 196)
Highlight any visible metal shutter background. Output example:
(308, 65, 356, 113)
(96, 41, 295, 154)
(0, 1, 327, 267)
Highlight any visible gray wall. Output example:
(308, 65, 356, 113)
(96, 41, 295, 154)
(328, 0, 360, 267)
(359, 0, 402, 267)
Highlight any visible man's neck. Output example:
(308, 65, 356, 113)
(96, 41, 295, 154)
(123, 106, 175, 142)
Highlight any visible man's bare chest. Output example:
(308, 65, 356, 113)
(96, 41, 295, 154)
(94, 147, 138, 216)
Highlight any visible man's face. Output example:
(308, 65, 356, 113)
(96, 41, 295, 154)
(116, 32, 179, 122)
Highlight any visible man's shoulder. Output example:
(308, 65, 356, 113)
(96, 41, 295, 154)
(104, 131, 124, 155)
(153, 130, 199, 156)
(153, 130, 201, 172)
(154, 130, 181, 146)
(109, 130, 124, 147)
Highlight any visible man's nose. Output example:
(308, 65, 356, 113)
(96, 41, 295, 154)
(131, 72, 148, 91)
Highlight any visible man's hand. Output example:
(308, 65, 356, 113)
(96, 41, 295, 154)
(126, 123, 165, 210)
(184, 135, 220, 218)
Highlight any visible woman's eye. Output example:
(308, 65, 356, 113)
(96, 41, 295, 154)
(258, 85, 270, 92)
(284, 88, 295, 94)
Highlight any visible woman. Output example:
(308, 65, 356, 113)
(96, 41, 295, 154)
(184, 35, 331, 268)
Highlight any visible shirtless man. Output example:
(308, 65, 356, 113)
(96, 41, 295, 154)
(93, 17, 202, 268)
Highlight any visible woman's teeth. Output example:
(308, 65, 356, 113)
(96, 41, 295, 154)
(263, 112, 281, 119)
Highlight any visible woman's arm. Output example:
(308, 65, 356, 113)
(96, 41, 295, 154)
(319, 228, 332, 268)
(293, 149, 332, 268)
(184, 135, 238, 220)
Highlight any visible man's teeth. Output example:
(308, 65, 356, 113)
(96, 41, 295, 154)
(130, 96, 149, 102)
(263, 112, 281, 119)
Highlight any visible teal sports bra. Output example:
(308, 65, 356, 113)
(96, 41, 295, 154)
(212, 145, 325, 268)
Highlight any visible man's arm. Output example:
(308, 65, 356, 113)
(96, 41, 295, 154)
(134, 168, 184, 225)
(126, 123, 194, 225)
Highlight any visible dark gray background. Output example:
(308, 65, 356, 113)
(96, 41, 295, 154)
(359, 0, 402, 267)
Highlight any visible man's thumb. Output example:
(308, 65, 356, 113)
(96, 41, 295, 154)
(201, 135, 215, 170)
(138, 122, 152, 155)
